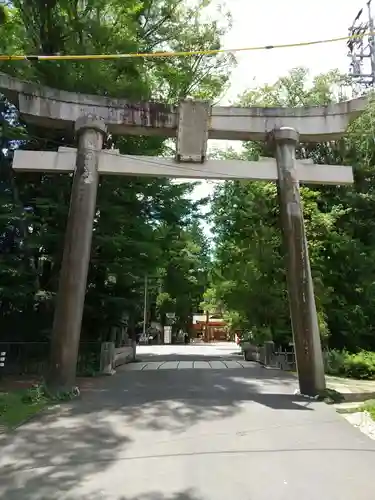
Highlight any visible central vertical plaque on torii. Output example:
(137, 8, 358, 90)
(176, 99, 211, 163)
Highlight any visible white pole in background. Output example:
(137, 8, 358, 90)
(142, 274, 148, 338)
(367, 0, 375, 83)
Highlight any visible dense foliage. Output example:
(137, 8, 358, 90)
(204, 67, 375, 355)
(0, 0, 229, 352)
(325, 350, 375, 380)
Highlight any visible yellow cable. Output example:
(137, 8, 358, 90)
(0, 30, 372, 61)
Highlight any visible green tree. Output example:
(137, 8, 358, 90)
(156, 217, 210, 333)
(0, 0, 232, 364)
(207, 67, 375, 351)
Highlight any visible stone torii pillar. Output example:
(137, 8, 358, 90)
(48, 115, 107, 392)
(273, 127, 325, 395)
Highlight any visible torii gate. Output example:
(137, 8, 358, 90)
(0, 72, 366, 396)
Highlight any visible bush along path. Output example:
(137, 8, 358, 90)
(325, 350, 375, 380)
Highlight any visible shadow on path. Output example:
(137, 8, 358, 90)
(0, 356, 359, 499)
(75, 363, 308, 435)
(80, 489, 205, 500)
(0, 400, 131, 499)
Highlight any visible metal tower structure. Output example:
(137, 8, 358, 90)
(347, 0, 375, 94)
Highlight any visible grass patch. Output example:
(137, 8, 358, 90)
(0, 385, 50, 430)
(336, 399, 375, 417)
(362, 399, 375, 420)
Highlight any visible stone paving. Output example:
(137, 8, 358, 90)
(127, 345, 375, 403)
(325, 375, 375, 401)
(125, 359, 254, 371)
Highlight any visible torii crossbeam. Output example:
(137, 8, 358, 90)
(0, 72, 364, 396)
(13, 147, 353, 184)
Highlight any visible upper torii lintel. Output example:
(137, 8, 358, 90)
(0, 71, 368, 143)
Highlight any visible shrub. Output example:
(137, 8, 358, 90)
(21, 384, 48, 405)
(343, 351, 375, 379)
(240, 326, 272, 346)
(324, 349, 348, 376)
(325, 349, 375, 380)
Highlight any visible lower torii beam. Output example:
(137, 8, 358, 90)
(13, 148, 354, 185)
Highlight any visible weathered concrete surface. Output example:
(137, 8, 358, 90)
(344, 411, 375, 441)
(326, 375, 375, 402)
(0, 72, 367, 142)
(113, 346, 133, 368)
(274, 127, 325, 397)
(12, 148, 354, 184)
(1, 343, 375, 499)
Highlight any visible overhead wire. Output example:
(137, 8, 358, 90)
(5, 28, 374, 182)
(0, 30, 374, 61)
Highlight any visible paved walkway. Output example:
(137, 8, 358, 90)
(127, 344, 255, 371)
(126, 359, 254, 370)
(326, 375, 375, 401)
(131, 345, 375, 401)
(1, 343, 375, 499)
